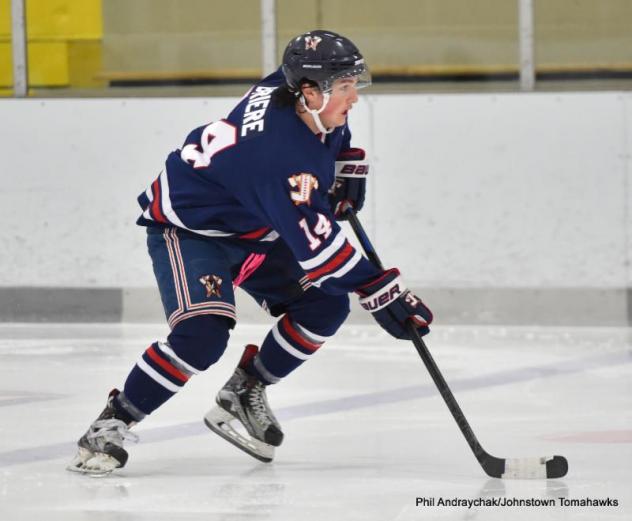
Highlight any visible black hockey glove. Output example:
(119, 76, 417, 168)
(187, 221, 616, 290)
(329, 147, 369, 220)
(356, 268, 433, 339)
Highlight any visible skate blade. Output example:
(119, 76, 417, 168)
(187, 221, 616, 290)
(66, 447, 120, 476)
(204, 406, 275, 463)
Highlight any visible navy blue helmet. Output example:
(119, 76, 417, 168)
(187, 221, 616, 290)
(281, 30, 371, 93)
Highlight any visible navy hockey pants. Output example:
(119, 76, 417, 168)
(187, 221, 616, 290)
(120, 227, 350, 417)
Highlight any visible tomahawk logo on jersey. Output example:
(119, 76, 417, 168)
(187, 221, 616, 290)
(288, 173, 319, 206)
(136, 68, 381, 295)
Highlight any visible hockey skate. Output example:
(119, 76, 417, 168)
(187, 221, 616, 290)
(67, 389, 138, 476)
(204, 345, 283, 463)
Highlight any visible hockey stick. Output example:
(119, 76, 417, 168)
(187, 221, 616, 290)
(344, 207, 568, 479)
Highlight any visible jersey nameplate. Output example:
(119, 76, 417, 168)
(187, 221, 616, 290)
(241, 86, 276, 137)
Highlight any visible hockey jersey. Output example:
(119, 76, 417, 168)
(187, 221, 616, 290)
(137, 69, 381, 295)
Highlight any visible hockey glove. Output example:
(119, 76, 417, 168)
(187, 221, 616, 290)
(329, 147, 369, 220)
(356, 268, 433, 339)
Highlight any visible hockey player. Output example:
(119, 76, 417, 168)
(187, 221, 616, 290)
(68, 30, 433, 475)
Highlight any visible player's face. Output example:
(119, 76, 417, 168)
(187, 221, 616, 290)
(302, 78, 359, 129)
(319, 78, 359, 128)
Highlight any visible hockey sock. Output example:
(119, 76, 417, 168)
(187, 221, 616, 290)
(122, 315, 231, 415)
(122, 342, 193, 415)
(248, 315, 329, 384)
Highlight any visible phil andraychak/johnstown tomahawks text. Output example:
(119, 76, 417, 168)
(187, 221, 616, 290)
(415, 497, 619, 508)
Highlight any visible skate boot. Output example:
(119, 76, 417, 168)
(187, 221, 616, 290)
(67, 389, 138, 476)
(204, 345, 283, 462)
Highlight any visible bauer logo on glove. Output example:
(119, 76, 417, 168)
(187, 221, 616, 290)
(338, 163, 369, 176)
(329, 147, 369, 220)
(358, 277, 403, 311)
(356, 268, 433, 339)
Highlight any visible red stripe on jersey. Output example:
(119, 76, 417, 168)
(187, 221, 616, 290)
(146, 346, 189, 382)
(151, 179, 168, 224)
(239, 227, 272, 240)
(281, 316, 322, 352)
(307, 242, 354, 281)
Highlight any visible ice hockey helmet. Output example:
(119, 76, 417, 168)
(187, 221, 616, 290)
(281, 30, 371, 94)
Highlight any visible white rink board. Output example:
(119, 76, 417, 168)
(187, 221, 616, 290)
(0, 92, 630, 289)
(372, 92, 628, 288)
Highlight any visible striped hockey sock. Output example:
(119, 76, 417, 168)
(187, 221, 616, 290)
(122, 341, 200, 415)
(248, 315, 332, 384)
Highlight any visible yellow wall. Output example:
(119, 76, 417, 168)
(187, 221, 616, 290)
(100, 0, 632, 80)
(0, 0, 102, 87)
(0, 0, 11, 36)
(2, 0, 632, 90)
(25, 0, 101, 39)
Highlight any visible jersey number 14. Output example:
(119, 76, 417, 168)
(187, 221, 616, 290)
(299, 214, 332, 250)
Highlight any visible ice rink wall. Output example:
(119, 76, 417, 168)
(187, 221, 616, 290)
(1, 91, 631, 325)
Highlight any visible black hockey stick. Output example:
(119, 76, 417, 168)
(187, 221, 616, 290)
(344, 207, 568, 479)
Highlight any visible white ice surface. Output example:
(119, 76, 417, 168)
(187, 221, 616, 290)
(0, 323, 630, 521)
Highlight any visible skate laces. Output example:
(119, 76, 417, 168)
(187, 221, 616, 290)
(87, 419, 139, 450)
(247, 382, 272, 427)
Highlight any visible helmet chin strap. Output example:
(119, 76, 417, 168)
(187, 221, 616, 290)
(299, 92, 334, 135)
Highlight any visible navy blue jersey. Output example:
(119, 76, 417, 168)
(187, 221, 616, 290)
(137, 68, 380, 294)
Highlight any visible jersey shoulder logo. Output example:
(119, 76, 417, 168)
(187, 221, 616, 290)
(288, 173, 319, 206)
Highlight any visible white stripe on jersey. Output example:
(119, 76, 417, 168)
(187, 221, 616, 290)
(158, 169, 234, 237)
(298, 232, 346, 270)
(299, 276, 313, 291)
(159, 170, 188, 229)
(142, 183, 155, 220)
(142, 169, 280, 242)
(261, 230, 280, 241)
(311, 250, 362, 287)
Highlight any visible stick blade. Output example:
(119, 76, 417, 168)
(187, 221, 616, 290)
(545, 455, 568, 479)
(499, 455, 568, 479)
